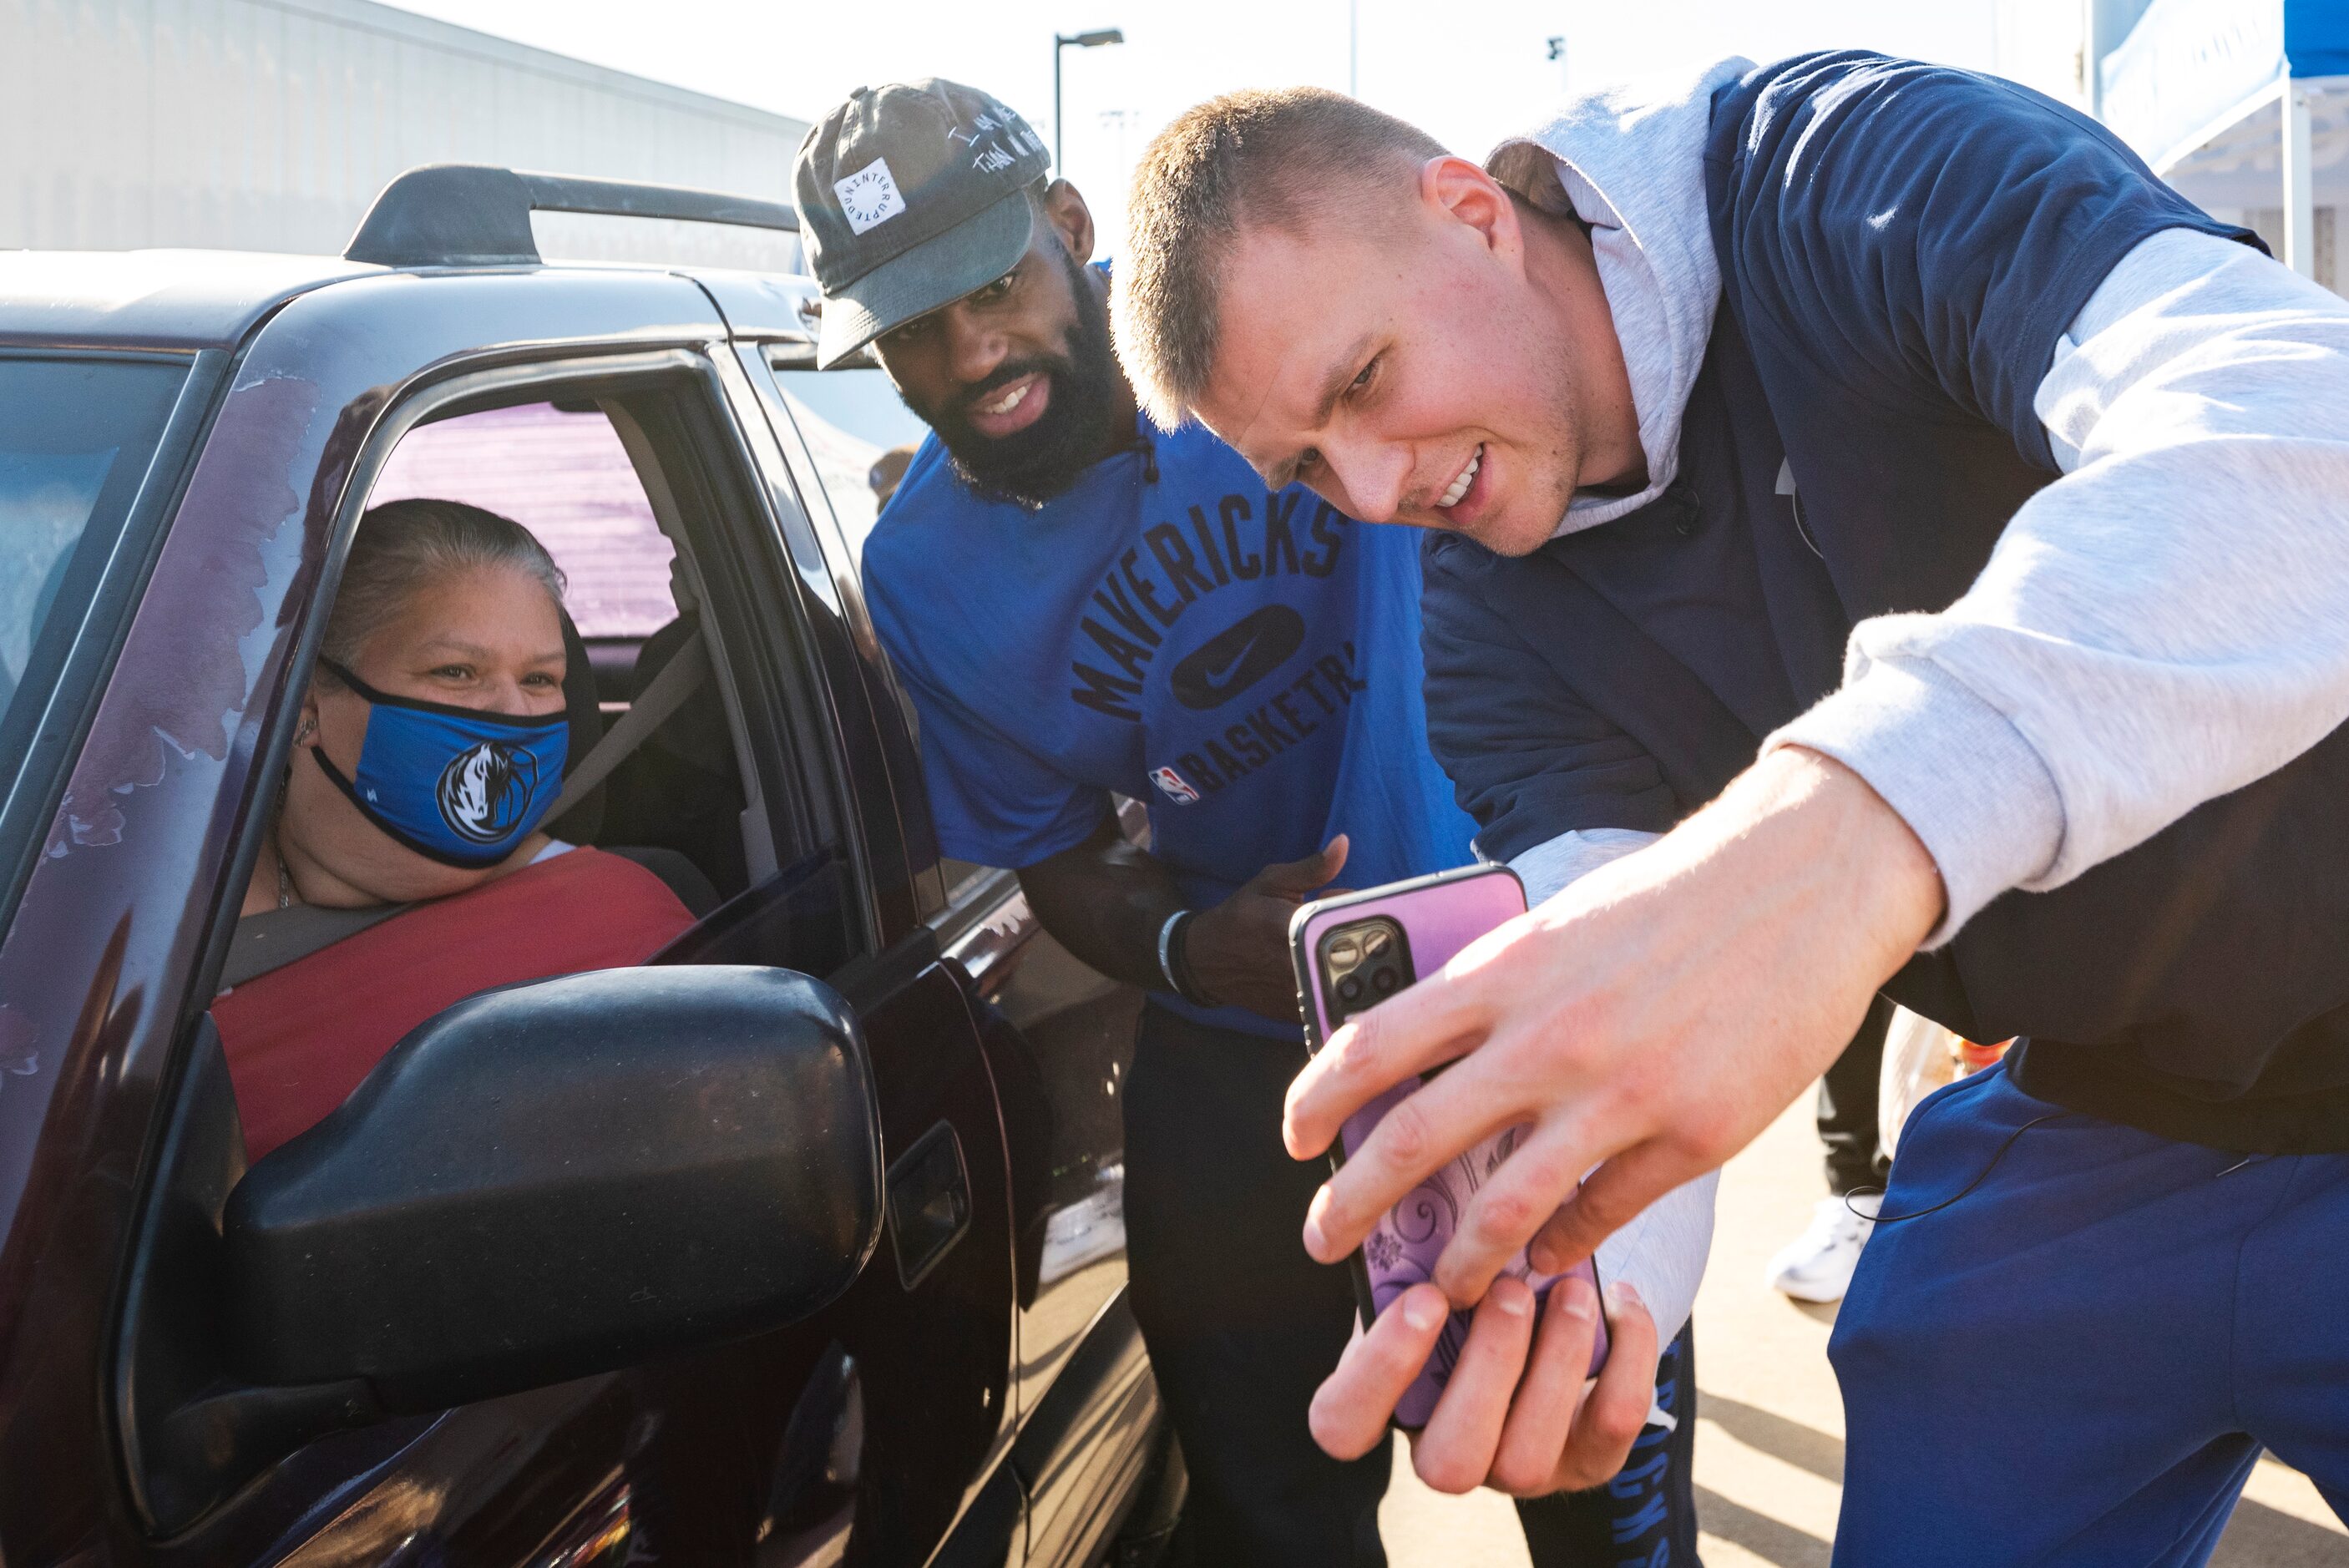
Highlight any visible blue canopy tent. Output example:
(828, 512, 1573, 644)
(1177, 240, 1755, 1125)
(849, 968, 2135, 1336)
(2099, 0, 2349, 286)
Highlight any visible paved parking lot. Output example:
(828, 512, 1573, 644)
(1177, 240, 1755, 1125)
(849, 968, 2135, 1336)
(1380, 1092, 2349, 1566)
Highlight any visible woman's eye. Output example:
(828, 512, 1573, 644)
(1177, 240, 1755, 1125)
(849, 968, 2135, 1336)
(522, 672, 559, 688)
(430, 665, 472, 680)
(1349, 357, 1377, 393)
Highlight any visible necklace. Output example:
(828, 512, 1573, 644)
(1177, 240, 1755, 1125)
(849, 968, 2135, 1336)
(276, 847, 293, 910)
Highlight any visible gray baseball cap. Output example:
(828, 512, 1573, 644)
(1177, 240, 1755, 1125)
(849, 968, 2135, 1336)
(794, 79, 1052, 368)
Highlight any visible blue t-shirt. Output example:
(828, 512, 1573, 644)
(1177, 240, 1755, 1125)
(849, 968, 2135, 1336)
(864, 417, 1477, 1038)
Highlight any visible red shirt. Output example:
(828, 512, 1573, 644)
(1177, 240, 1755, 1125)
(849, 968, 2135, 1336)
(215, 847, 696, 1161)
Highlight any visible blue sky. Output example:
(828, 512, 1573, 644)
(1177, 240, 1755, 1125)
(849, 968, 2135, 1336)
(383, 0, 2005, 252)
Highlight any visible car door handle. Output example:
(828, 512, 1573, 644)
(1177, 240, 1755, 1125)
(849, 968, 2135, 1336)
(887, 1121, 970, 1291)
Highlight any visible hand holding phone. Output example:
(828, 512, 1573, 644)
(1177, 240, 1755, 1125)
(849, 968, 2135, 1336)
(1289, 864, 1608, 1429)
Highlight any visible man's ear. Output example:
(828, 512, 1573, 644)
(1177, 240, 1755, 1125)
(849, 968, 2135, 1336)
(1420, 155, 1522, 265)
(1040, 178, 1096, 264)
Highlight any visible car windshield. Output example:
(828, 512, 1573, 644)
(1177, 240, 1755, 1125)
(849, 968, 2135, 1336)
(0, 355, 190, 771)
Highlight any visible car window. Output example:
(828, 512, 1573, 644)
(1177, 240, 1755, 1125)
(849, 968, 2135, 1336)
(763, 358, 1012, 907)
(0, 356, 187, 775)
(767, 366, 929, 555)
(372, 402, 678, 638)
(210, 377, 860, 1166)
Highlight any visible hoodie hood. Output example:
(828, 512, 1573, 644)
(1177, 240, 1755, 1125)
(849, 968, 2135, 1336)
(1486, 56, 1750, 539)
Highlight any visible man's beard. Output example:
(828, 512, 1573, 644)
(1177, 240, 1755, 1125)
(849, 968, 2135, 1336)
(919, 249, 1122, 508)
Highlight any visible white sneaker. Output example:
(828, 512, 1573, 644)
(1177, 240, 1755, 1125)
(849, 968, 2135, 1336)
(1764, 1193, 1880, 1303)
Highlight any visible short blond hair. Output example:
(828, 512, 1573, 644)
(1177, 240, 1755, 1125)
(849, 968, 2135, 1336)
(1116, 88, 1445, 430)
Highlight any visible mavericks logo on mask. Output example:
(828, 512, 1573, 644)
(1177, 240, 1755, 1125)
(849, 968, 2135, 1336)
(311, 658, 571, 868)
(435, 740, 544, 847)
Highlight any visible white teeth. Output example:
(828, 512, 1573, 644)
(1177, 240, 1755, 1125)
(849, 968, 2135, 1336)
(977, 379, 1032, 417)
(1438, 447, 1482, 509)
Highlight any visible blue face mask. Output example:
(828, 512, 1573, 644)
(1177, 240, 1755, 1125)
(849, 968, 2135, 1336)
(310, 658, 572, 869)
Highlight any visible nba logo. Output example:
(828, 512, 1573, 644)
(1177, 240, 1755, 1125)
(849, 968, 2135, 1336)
(1149, 766, 1200, 805)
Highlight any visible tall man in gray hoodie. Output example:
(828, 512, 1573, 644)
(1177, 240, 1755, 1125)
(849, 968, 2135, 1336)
(1116, 53, 2349, 1561)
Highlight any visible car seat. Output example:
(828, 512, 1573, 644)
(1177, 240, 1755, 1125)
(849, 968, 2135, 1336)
(594, 610, 750, 899)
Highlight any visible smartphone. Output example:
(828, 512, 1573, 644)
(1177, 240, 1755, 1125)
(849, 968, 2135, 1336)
(1289, 862, 1607, 1429)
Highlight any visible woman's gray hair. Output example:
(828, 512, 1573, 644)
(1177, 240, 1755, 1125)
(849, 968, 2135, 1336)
(321, 498, 567, 672)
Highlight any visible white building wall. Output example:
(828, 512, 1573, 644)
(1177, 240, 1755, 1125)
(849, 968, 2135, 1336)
(1993, 0, 2093, 112)
(1, 0, 809, 266)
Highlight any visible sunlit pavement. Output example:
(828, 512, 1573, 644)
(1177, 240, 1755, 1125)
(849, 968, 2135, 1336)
(1380, 1091, 2349, 1566)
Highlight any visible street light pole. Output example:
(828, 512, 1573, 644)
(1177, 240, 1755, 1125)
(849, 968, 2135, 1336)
(1053, 28, 1126, 174)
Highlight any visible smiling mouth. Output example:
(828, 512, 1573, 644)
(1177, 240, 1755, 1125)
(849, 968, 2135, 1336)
(975, 380, 1033, 417)
(1436, 444, 1484, 511)
(962, 370, 1052, 439)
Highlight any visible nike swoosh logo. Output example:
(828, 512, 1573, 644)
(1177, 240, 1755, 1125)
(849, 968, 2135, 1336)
(1169, 605, 1309, 711)
(1200, 637, 1259, 689)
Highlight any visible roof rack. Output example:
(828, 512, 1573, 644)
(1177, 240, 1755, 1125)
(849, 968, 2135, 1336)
(345, 164, 798, 269)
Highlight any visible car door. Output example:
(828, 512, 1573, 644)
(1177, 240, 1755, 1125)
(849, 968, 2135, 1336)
(713, 292, 1141, 1378)
(0, 269, 1014, 1566)
(669, 340, 1027, 1566)
(703, 282, 1166, 1563)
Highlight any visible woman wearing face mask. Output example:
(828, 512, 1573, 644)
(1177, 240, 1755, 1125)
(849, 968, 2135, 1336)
(213, 498, 698, 1161)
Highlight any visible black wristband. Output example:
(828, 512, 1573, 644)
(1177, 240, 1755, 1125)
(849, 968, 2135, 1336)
(1165, 909, 1215, 1009)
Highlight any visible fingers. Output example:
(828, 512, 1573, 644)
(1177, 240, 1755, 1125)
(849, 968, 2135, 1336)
(1308, 1285, 1448, 1461)
(1294, 1038, 1527, 1266)
(1419, 1115, 1600, 1302)
(1487, 1275, 1603, 1495)
(1412, 1277, 1537, 1493)
(1255, 833, 1350, 897)
(1309, 1280, 1664, 1504)
(1548, 1282, 1659, 1494)
(1320, 832, 1350, 883)
(1526, 1139, 1707, 1275)
(1284, 955, 1490, 1162)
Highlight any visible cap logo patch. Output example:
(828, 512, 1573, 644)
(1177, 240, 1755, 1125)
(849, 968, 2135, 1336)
(835, 158, 907, 235)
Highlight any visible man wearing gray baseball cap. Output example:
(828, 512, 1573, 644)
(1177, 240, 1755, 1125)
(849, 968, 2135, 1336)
(793, 79, 1693, 1568)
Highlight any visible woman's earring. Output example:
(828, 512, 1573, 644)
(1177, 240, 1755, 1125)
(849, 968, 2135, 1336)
(295, 718, 317, 744)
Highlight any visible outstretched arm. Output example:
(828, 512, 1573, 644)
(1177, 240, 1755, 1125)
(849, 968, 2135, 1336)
(1018, 813, 1349, 1023)
(1288, 745, 1936, 1296)
(1293, 58, 2349, 1308)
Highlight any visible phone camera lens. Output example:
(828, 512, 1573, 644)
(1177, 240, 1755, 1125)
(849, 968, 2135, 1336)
(1338, 976, 1364, 1003)
(1364, 929, 1392, 958)
(1371, 968, 1399, 994)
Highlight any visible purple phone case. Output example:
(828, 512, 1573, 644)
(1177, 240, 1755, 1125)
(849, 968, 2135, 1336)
(1289, 863, 1607, 1429)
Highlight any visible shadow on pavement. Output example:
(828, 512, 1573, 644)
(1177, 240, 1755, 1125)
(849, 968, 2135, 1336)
(1696, 1391, 2348, 1566)
(1700, 1391, 1845, 1486)
(1693, 1485, 1831, 1567)
(2209, 1494, 2349, 1568)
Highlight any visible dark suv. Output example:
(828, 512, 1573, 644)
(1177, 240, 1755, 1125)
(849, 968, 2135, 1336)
(0, 168, 1175, 1566)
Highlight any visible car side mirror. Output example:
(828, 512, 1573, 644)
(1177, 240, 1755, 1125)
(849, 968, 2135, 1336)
(224, 964, 882, 1411)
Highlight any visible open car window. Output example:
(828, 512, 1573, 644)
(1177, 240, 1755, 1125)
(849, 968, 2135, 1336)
(372, 402, 679, 640)
(212, 376, 860, 1166)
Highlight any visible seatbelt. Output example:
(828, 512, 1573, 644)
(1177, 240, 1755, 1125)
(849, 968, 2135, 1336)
(546, 626, 710, 824)
(221, 902, 410, 989)
(219, 628, 712, 990)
